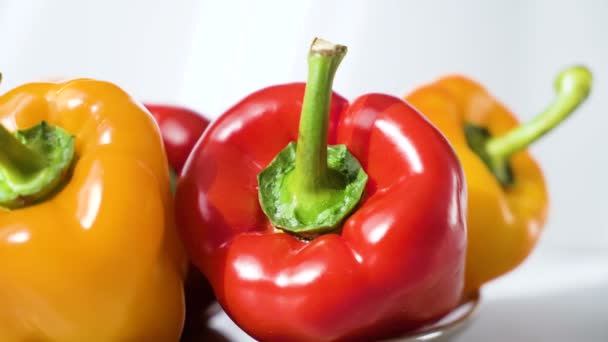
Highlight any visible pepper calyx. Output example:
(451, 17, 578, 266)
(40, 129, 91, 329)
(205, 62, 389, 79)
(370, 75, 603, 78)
(0, 121, 75, 209)
(258, 142, 367, 238)
(464, 124, 514, 186)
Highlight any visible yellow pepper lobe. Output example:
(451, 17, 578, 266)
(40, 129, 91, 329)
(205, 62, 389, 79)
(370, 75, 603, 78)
(407, 66, 590, 296)
(406, 77, 548, 296)
(0, 79, 186, 340)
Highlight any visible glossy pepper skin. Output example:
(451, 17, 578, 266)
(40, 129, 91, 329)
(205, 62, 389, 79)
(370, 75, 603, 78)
(176, 83, 467, 341)
(145, 104, 210, 173)
(0, 80, 186, 340)
(144, 103, 214, 338)
(405, 70, 592, 296)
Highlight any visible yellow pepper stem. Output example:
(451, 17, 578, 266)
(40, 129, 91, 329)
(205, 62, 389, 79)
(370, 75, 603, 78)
(0, 124, 48, 180)
(0, 73, 47, 179)
(0, 122, 75, 209)
(486, 66, 592, 161)
(0, 74, 76, 209)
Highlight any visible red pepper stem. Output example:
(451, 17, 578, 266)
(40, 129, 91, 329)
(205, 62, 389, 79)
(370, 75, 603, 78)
(258, 38, 367, 234)
(485, 66, 592, 162)
(293, 38, 347, 193)
(0, 124, 47, 181)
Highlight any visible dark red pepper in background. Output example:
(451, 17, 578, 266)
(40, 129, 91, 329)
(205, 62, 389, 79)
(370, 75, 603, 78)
(145, 104, 210, 173)
(175, 38, 467, 341)
(144, 104, 214, 340)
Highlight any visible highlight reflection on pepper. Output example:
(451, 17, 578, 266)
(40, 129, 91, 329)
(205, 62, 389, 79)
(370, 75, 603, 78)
(0, 77, 186, 340)
(176, 38, 467, 341)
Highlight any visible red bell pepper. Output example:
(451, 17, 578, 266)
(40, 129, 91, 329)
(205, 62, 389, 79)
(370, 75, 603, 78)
(176, 38, 467, 341)
(145, 104, 210, 174)
(144, 104, 213, 338)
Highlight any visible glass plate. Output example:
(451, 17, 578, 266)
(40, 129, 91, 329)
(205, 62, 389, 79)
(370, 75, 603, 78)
(384, 291, 481, 341)
(182, 291, 480, 342)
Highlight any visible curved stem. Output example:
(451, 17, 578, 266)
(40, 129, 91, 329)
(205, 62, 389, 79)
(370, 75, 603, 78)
(257, 38, 367, 235)
(0, 74, 46, 180)
(293, 38, 347, 193)
(0, 75, 75, 209)
(0, 121, 75, 209)
(0, 124, 47, 181)
(486, 65, 592, 161)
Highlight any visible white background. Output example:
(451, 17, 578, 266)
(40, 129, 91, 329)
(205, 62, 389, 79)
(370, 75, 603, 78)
(1, 0, 606, 341)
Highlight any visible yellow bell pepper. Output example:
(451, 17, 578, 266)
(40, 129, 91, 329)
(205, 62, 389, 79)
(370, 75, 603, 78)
(0, 76, 186, 340)
(406, 66, 592, 296)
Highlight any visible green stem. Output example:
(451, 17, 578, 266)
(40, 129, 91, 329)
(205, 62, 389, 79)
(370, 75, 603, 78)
(0, 124, 47, 181)
(293, 38, 347, 193)
(0, 121, 75, 209)
(257, 38, 367, 236)
(0, 76, 75, 209)
(0, 73, 47, 181)
(486, 65, 592, 161)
